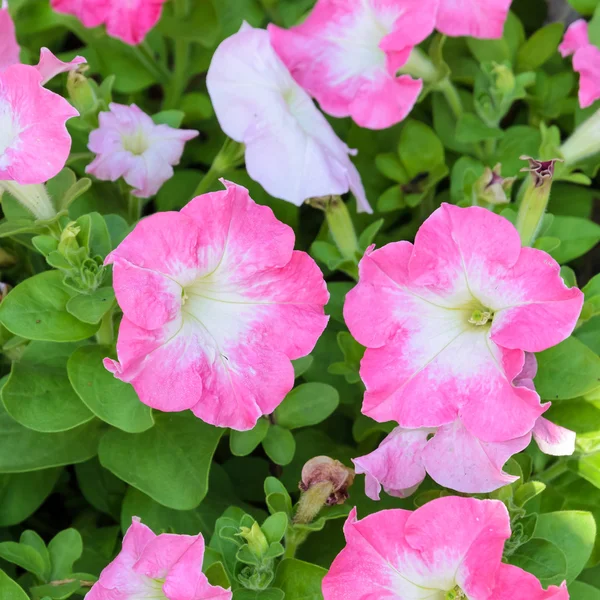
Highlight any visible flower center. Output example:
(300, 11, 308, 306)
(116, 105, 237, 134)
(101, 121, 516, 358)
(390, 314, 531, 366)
(468, 307, 493, 326)
(121, 129, 150, 156)
(446, 586, 466, 600)
(0, 98, 21, 168)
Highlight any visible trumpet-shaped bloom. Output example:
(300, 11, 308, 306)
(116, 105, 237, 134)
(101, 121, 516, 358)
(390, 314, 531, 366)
(0, 2, 85, 83)
(207, 24, 371, 213)
(344, 204, 583, 443)
(86, 103, 199, 198)
(436, 0, 513, 39)
(322, 498, 568, 600)
(0, 64, 79, 184)
(104, 180, 329, 430)
(87, 517, 231, 600)
(268, 0, 435, 130)
(559, 20, 600, 109)
(51, 0, 168, 46)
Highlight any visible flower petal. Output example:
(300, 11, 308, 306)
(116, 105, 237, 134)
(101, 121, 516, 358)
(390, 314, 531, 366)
(573, 44, 600, 109)
(0, 2, 20, 72)
(559, 20, 589, 57)
(436, 0, 512, 39)
(533, 417, 576, 456)
(35, 48, 86, 85)
(488, 563, 568, 600)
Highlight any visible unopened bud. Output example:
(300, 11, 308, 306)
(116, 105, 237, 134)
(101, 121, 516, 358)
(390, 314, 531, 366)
(295, 457, 354, 524)
(473, 164, 515, 205)
(492, 63, 515, 95)
(58, 222, 81, 256)
(67, 67, 98, 116)
(238, 522, 269, 558)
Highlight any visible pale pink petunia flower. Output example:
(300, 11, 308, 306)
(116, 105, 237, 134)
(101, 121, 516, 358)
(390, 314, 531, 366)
(206, 24, 372, 213)
(50, 0, 168, 46)
(436, 0, 513, 39)
(322, 498, 568, 600)
(0, 64, 79, 184)
(87, 517, 231, 600)
(86, 103, 199, 198)
(104, 180, 329, 431)
(559, 20, 600, 109)
(0, 1, 85, 83)
(344, 204, 583, 443)
(268, 0, 436, 130)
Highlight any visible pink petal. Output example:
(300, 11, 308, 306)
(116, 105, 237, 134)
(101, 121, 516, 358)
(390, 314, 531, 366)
(559, 20, 589, 57)
(490, 247, 583, 353)
(35, 48, 86, 85)
(573, 44, 600, 109)
(436, 0, 512, 39)
(352, 427, 429, 500)
(0, 64, 78, 184)
(422, 419, 531, 493)
(489, 563, 568, 600)
(51, 0, 108, 28)
(268, 0, 435, 129)
(134, 533, 199, 580)
(533, 417, 576, 456)
(0, 2, 20, 72)
(104, 0, 168, 46)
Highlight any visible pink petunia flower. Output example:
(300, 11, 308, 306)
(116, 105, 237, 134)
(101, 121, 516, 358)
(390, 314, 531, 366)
(322, 497, 568, 600)
(436, 0, 513, 39)
(50, 0, 168, 46)
(344, 204, 583, 443)
(0, 1, 85, 83)
(86, 103, 199, 198)
(0, 64, 79, 184)
(268, 0, 436, 130)
(104, 180, 329, 431)
(559, 19, 600, 109)
(87, 517, 231, 600)
(206, 24, 371, 213)
(354, 352, 575, 498)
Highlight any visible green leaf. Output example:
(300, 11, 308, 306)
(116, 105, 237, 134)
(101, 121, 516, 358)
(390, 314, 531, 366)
(20, 530, 50, 578)
(261, 513, 288, 544)
(534, 511, 597, 582)
(494, 126, 541, 177)
(30, 580, 81, 600)
(509, 538, 568, 586)
(398, 120, 445, 178)
(292, 356, 313, 379)
(273, 558, 327, 600)
(157, 0, 219, 46)
(546, 216, 600, 264)
(0, 271, 99, 342)
(0, 402, 103, 473)
(205, 562, 231, 591)
(517, 23, 564, 72)
(75, 458, 126, 520)
(264, 477, 292, 516)
(262, 425, 296, 467)
(2, 341, 94, 432)
(48, 529, 83, 579)
(535, 337, 600, 400)
(456, 113, 504, 143)
(575, 453, 600, 491)
(0, 542, 47, 581)
(152, 110, 185, 128)
(374, 153, 408, 182)
(0, 570, 30, 600)
(230, 418, 270, 457)
(68, 345, 154, 433)
(514, 481, 546, 507)
(569, 581, 600, 599)
(274, 383, 339, 430)
(66, 288, 115, 325)
(156, 170, 203, 212)
(0, 469, 61, 526)
(99, 412, 223, 510)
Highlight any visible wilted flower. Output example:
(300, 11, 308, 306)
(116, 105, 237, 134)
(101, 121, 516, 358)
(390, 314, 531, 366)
(323, 498, 568, 600)
(105, 181, 329, 430)
(206, 24, 371, 213)
(86, 103, 199, 198)
(344, 204, 583, 443)
(300, 456, 355, 505)
(268, 0, 435, 130)
(473, 163, 515, 205)
(87, 517, 231, 600)
(50, 0, 168, 46)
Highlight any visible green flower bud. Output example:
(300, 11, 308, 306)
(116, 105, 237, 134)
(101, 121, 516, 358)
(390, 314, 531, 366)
(239, 522, 269, 558)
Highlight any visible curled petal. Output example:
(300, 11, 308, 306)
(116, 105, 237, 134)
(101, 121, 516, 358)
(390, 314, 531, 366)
(35, 48, 86, 85)
(533, 417, 576, 456)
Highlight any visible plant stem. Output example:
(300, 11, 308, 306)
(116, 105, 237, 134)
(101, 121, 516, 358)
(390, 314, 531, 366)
(96, 309, 114, 346)
(133, 43, 171, 86)
(436, 78, 463, 120)
(537, 459, 569, 484)
(163, 0, 191, 109)
(192, 138, 245, 198)
(127, 193, 143, 224)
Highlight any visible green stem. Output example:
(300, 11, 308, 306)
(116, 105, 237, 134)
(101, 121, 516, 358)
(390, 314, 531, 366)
(192, 138, 245, 198)
(436, 78, 463, 120)
(163, 0, 191, 109)
(133, 43, 171, 86)
(127, 193, 143, 224)
(325, 197, 359, 262)
(515, 165, 555, 247)
(96, 309, 114, 346)
(537, 459, 569, 484)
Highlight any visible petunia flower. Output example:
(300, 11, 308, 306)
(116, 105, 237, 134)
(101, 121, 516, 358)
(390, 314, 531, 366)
(435, 0, 513, 39)
(559, 19, 600, 109)
(322, 497, 568, 600)
(0, 64, 79, 184)
(87, 517, 231, 600)
(86, 103, 199, 198)
(0, 1, 85, 83)
(104, 180, 329, 431)
(50, 0, 168, 46)
(206, 24, 371, 213)
(268, 0, 436, 130)
(344, 204, 583, 443)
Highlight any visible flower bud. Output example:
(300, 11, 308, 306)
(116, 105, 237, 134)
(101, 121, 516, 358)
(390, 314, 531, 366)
(492, 63, 515, 95)
(473, 164, 515, 205)
(58, 221, 81, 256)
(239, 522, 269, 558)
(67, 67, 98, 116)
